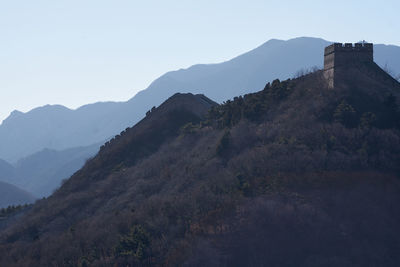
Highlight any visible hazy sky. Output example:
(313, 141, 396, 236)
(1, 0, 399, 122)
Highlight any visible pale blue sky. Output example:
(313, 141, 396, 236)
(1, 0, 399, 122)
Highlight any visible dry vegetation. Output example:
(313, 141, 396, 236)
(0, 63, 400, 266)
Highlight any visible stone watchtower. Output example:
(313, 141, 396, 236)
(324, 42, 373, 88)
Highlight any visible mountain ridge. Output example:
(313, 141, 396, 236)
(1, 57, 399, 265)
(1, 37, 400, 163)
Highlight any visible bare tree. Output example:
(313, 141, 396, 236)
(293, 66, 321, 79)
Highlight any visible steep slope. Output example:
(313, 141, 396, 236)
(1, 59, 399, 266)
(0, 182, 35, 208)
(1, 37, 400, 162)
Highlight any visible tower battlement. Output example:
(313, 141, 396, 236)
(324, 43, 373, 55)
(324, 42, 374, 88)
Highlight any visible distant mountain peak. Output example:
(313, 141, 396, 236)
(4, 110, 23, 121)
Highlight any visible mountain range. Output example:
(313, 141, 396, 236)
(1, 37, 400, 163)
(1, 54, 399, 266)
(1, 36, 400, 207)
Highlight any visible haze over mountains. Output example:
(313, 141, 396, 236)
(1, 37, 400, 163)
(0, 181, 35, 208)
(0, 159, 15, 187)
(0, 144, 100, 198)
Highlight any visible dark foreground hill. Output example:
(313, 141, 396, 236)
(1, 63, 400, 266)
(1, 38, 399, 206)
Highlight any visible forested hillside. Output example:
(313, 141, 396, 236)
(0, 61, 399, 266)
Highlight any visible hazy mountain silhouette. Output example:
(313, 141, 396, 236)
(1, 37, 399, 162)
(0, 144, 99, 198)
(0, 159, 15, 185)
(13, 143, 100, 197)
(0, 181, 35, 208)
(0, 103, 126, 163)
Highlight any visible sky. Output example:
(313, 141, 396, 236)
(1, 0, 399, 122)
